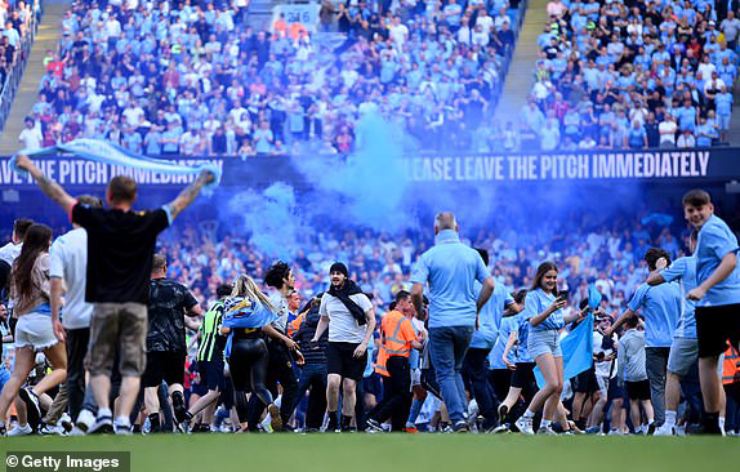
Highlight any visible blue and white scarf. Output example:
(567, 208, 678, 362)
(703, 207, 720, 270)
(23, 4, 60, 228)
(10, 139, 221, 195)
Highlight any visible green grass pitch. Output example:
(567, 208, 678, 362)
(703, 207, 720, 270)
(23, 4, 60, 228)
(1, 434, 739, 472)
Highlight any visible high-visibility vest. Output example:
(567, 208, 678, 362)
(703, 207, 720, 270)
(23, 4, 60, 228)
(288, 313, 304, 338)
(723, 344, 739, 386)
(375, 311, 412, 377)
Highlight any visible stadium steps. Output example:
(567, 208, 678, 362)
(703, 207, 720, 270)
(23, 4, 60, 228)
(729, 87, 740, 146)
(0, 0, 70, 155)
(247, 0, 275, 31)
(493, 0, 548, 126)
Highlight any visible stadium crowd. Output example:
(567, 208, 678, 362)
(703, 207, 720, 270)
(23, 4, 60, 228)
(0, 0, 36, 93)
(20, 0, 526, 156)
(1, 158, 738, 436)
(516, 0, 739, 151)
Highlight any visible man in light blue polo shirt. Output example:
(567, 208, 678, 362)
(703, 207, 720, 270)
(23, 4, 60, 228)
(647, 231, 698, 436)
(608, 248, 681, 427)
(411, 212, 495, 432)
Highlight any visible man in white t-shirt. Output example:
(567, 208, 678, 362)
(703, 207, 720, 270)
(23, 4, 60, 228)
(178, 129, 199, 156)
(588, 317, 618, 431)
(658, 115, 677, 147)
(389, 16, 409, 46)
(312, 262, 376, 432)
(476, 9, 494, 34)
(18, 118, 43, 151)
(122, 102, 145, 128)
(49, 195, 103, 432)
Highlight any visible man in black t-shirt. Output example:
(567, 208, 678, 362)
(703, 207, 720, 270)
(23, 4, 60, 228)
(15, 155, 213, 435)
(143, 254, 202, 432)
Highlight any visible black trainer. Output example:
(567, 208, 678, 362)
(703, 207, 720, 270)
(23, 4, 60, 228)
(89, 415, 114, 435)
(19, 387, 42, 430)
(498, 404, 509, 424)
(172, 392, 188, 424)
(326, 413, 339, 432)
(365, 418, 383, 433)
(453, 420, 469, 433)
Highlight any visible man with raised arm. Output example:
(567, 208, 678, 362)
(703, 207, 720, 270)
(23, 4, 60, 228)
(13, 155, 213, 434)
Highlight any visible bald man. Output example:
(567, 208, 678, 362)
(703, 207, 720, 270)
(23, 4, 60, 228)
(411, 212, 495, 432)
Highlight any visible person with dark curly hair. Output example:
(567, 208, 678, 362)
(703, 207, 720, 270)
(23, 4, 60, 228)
(263, 261, 300, 431)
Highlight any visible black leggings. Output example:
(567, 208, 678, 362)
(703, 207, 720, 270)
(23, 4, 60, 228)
(229, 336, 272, 430)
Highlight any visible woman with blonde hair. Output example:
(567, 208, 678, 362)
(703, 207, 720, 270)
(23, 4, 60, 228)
(222, 273, 302, 432)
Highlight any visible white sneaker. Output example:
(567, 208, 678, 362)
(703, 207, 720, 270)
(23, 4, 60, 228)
(515, 416, 535, 435)
(608, 428, 624, 436)
(75, 409, 95, 434)
(8, 423, 33, 436)
(114, 420, 132, 436)
(654, 425, 675, 436)
(537, 425, 558, 435)
(59, 413, 74, 433)
(89, 415, 114, 435)
(38, 423, 65, 435)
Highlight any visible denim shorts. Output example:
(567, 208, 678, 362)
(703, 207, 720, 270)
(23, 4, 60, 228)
(527, 329, 562, 359)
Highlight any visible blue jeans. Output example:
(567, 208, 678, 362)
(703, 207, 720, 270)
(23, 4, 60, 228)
(294, 363, 328, 429)
(429, 326, 474, 423)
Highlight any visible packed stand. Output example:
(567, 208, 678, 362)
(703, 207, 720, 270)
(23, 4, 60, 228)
(515, 0, 739, 151)
(24, 0, 523, 157)
(0, 0, 36, 94)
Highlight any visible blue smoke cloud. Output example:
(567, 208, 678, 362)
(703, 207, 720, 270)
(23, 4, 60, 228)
(224, 181, 303, 260)
(222, 111, 651, 260)
(291, 111, 411, 231)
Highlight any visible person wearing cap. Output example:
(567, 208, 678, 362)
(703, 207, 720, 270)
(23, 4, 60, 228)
(311, 262, 376, 432)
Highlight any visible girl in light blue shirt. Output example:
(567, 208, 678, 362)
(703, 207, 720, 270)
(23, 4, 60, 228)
(515, 262, 583, 434)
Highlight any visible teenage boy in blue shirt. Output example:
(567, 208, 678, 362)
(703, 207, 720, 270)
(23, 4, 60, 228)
(682, 189, 740, 434)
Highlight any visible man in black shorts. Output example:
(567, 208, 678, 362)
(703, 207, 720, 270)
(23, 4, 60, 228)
(143, 254, 202, 432)
(571, 366, 599, 430)
(312, 262, 376, 432)
(183, 283, 232, 432)
(618, 316, 655, 433)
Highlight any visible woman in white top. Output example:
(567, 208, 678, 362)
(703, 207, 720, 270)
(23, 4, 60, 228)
(0, 224, 67, 436)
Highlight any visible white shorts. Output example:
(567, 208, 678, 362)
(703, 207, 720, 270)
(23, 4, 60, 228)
(14, 312, 59, 351)
(411, 368, 421, 387)
(596, 375, 610, 398)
